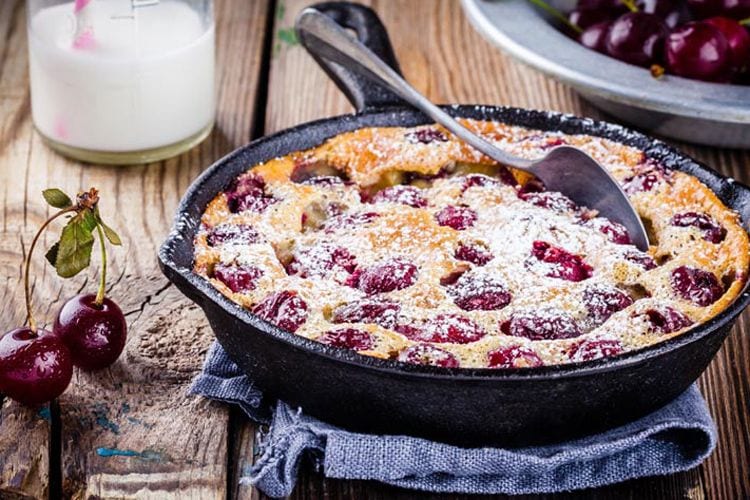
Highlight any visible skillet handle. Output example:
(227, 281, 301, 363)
(296, 2, 405, 112)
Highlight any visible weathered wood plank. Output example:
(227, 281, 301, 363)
(0, 1, 268, 499)
(251, 1, 748, 499)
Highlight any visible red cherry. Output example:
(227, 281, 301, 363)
(666, 22, 733, 82)
(568, 339, 624, 362)
(487, 345, 543, 368)
(405, 128, 448, 144)
(454, 243, 494, 266)
(252, 291, 308, 333)
(670, 266, 724, 306)
(398, 344, 459, 368)
(324, 211, 380, 233)
(643, 306, 694, 333)
(583, 285, 634, 324)
(605, 13, 668, 67)
(347, 258, 418, 295)
(570, 9, 615, 31)
(206, 224, 259, 247)
(318, 328, 374, 351)
(705, 17, 750, 70)
(371, 185, 427, 208)
(226, 174, 276, 213)
(53, 294, 127, 371)
(500, 311, 582, 340)
(670, 211, 727, 243)
(0, 327, 73, 406)
(331, 298, 401, 329)
(530, 241, 593, 282)
(409, 314, 487, 344)
(286, 243, 357, 278)
(213, 263, 263, 293)
(579, 21, 614, 53)
(435, 206, 477, 230)
(445, 272, 512, 311)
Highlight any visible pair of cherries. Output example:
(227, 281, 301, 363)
(0, 189, 126, 407)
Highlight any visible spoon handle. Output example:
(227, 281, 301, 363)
(295, 8, 534, 171)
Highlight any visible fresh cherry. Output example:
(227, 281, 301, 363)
(53, 294, 127, 371)
(579, 21, 614, 52)
(705, 17, 750, 70)
(0, 328, 73, 407)
(605, 13, 668, 67)
(666, 22, 733, 81)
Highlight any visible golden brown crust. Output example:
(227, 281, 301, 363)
(194, 119, 749, 369)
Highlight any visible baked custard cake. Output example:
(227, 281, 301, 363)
(194, 120, 749, 369)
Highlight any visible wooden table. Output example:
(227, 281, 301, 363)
(1, 0, 748, 498)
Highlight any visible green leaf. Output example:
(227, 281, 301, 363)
(54, 217, 95, 278)
(42, 188, 73, 209)
(80, 208, 98, 233)
(45, 241, 59, 266)
(94, 207, 122, 245)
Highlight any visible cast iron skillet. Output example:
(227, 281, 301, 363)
(159, 2, 750, 447)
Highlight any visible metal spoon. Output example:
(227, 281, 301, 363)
(295, 8, 649, 251)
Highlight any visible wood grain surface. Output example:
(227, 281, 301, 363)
(0, 0, 748, 498)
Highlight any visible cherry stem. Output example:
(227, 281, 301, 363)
(527, 0, 583, 34)
(619, 0, 639, 12)
(24, 207, 75, 332)
(94, 224, 107, 307)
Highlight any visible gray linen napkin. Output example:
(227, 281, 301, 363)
(190, 341, 716, 498)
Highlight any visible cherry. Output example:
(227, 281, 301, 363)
(454, 243, 494, 266)
(500, 310, 582, 340)
(670, 211, 727, 243)
(705, 17, 750, 70)
(637, 0, 683, 26)
(583, 285, 634, 324)
(435, 205, 477, 230)
(579, 21, 614, 52)
(301, 176, 345, 187)
(643, 306, 693, 333)
(688, 0, 750, 19)
(332, 298, 401, 329)
(371, 185, 427, 208)
(318, 328, 374, 351)
(487, 345, 543, 368)
(346, 258, 418, 295)
(569, 9, 614, 30)
(530, 241, 593, 282)
(445, 273, 512, 311)
(324, 211, 380, 233)
(583, 218, 632, 244)
(623, 168, 667, 193)
(286, 243, 357, 278)
(605, 13, 668, 67)
(398, 344, 459, 368)
(670, 266, 724, 306)
(666, 22, 733, 82)
(213, 263, 263, 293)
(253, 291, 308, 332)
(412, 314, 487, 344)
(460, 174, 503, 191)
(53, 294, 127, 371)
(624, 250, 658, 270)
(518, 190, 579, 213)
(568, 339, 624, 362)
(226, 174, 276, 213)
(405, 128, 448, 144)
(206, 224, 259, 247)
(0, 328, 73, 407)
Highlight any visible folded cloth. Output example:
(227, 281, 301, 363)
(190, 342, 716, 498)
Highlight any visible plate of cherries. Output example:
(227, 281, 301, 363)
(462, 0, 750, 147)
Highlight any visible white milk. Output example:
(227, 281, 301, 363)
(28, 0, 215, 152)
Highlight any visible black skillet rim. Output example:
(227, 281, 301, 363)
(158, 104, 750, 381)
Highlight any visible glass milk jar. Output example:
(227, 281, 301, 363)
(27, 0, 215, 164)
